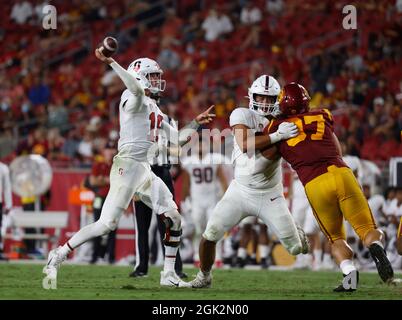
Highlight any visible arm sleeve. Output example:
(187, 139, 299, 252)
(161, 119, 200, 147)
(2, 166, 12, 209)
(109, 61, 144, 97)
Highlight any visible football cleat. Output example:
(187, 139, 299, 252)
(235, 257, 246, 268)
(177, 271, 188, 279)
(368, 243, 394, 283)
(160, 270, 191, 288)
(43, 247, 66, 279)
(333, 270, 359, 292)
(188, 271, 212, 289)
(260, 257, 269, 269)
(129, 270, 148, 278)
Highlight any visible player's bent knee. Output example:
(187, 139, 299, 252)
(203, 222, 225, 243)
(94, 220, 113, 236)
(161, 210, 182, 247)
(163, 210, 182, 230)
(98, 207, 125, 231)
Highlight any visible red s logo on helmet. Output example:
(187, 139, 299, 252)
(133, 61, 141, 72)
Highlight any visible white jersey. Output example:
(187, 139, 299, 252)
(229, 107, 281, 190)
(117, 89, 164, 161)
(182, 153, 225, 205)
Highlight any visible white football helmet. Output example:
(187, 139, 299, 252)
(127, 57, 166, 94)
(248, 75, 281, 116)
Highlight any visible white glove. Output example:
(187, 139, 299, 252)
(269, 122, 299, 144)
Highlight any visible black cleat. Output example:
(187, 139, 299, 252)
(235, 257, 246, 268)
(129, 270, 148, 278)
(260, 258, 269, 269)
(333, 270, 359, 292)
(368, 243, 394, 283)
(247, 256, 258, 265)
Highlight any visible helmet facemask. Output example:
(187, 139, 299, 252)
(249, 93, 278, 116)
(145, 72, 166, 94)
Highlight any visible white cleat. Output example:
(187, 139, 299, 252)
(297, 225, 310, 254)
(160, 270, 191, 288)
(188, 271, 212, 288)
(43, 247, 66, 279)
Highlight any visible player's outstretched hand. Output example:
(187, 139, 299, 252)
(277, 122, 298, 140)
(195, 105, 215, 125)
(95, 48, 115, 65)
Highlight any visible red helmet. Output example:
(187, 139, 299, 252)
(277, 82, 311, 117)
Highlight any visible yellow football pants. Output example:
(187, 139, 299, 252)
(304, 165, 376, 243)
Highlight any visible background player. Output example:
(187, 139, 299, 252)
(267, 82, 395, 291)
(181, 137, 229, 267)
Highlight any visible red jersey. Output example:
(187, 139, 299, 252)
(267, 109, 347, 185)
(91, 161, 111, 197)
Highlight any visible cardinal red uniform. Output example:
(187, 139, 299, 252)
(267, 108, 377, 242)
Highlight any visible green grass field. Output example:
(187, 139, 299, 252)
(0, 263, 401, 300)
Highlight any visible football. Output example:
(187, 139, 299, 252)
(99, 36, 118, 57)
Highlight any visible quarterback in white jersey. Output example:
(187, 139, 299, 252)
(181, 139, 229, 264)
(188, 75, 309, 288)
(43, 48, 214, 288)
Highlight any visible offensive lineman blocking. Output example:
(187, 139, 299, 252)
(188, 75, 310, 288)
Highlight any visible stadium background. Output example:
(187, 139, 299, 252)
(0, 0, 402, 263)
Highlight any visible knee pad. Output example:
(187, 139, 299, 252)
(93, 220, 113, 236)
(161, 210, 182, 247)
(203, 219, 225, 243)
(162, 210, 181, 230)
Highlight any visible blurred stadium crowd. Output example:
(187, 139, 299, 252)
(1, 0, 401, 166)
(0, 0, 401, 268)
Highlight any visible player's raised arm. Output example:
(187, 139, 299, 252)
(95, 48, 145, 97)
(161, 105, 215, 147)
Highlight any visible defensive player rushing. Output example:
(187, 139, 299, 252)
(43, 48, 215, 287)
(266, 82, 395, 291)
(181, 138, 229, 267)
(188, 75, 310, 288)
